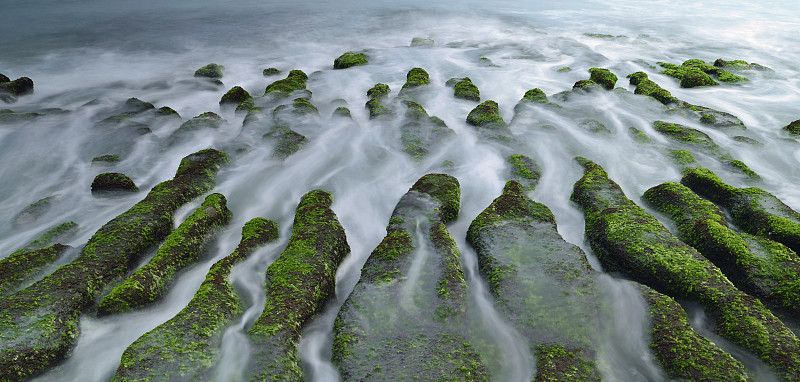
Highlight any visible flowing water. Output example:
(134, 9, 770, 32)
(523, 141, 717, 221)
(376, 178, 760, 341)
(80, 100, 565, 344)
(2, 0, 800, 381)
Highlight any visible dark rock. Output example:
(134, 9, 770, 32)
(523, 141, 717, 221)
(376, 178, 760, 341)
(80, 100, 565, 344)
(91, 172, 139, 193)
(0, 77, 34, 98)
(194, 63, 224, 79)
(783, 119, 800, 136)
(219, 86, 251, 107)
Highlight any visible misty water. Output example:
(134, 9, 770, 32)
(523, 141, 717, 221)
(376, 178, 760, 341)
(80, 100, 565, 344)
(2, 0, 800, 381)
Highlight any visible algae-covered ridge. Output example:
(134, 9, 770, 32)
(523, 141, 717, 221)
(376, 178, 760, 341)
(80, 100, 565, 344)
(248, 190, 350, 381)
(636, 283, 748, 381)
(334, 174, 488, 381)
(0, 244, 71, 297)
(0, 148, 228, 381)
(112, 218, 279, 382)
(658, 59, 748, 88)
(97, 192, 232, 315)
(570, 159, 800, 380)
(466, 180, 601, 381)
(643, 181, 800, 317)
(681, 167, 800, 255)
(264, 69, 308, 96)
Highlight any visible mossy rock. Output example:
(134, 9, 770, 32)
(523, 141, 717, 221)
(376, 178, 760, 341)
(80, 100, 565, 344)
(401, 67, 430, 91)
(658, 62, 719, 88)
(0, 77, 34, 97)
(263, 126, 307, 159)
(626, 72, 678, 105)
(248, 190, 350, 381)
(636, 283, 748, 381)
(682, 167, 800, 255)
(570, 160, 800, 380)
(291, 97, 319, 115)
(783, 119, 800, 136)
(168, 112, 224, 145)
(668, 149, 698, 170)
(0, 244, 71, 297)
(628, 127, 652, 144)
(262, 67, 281, 76)
(508, 154, 541, 190)
(733, 136, 763, 146)
(0, 148, 228, 380)
(111, 218, 278, 381)
(467, 180, 601, 381)
(194, 63, 224, 79)
(333, 106, 351, 118)
(333, 51, 368, 69)
(335, 174, 488, 381)
(91, 154, 121, 164)
(219, 86, 251, 107)
(521, 88, 548, 104)
(453, 77, 480, 101)
(400, 101, 455, 160)
(365, 83, 393, 119)
(410, 37, 435, 47)
(264, 69, 308, 96)
(91, 172, 139, 193)
(0, 73, 9, 83)
(155, 106, 180, 119)
(579, 119, 611, 134)
(97, 193, 232, 315)
(10, 222, 79, 257)
(714, 59, 772, 72)
(589, 67, 618, 90)
(12, 196, 57, 227)
(644, 181, 800, 318)
(466, 100, 506, 130)
(573, 79, 600, 91)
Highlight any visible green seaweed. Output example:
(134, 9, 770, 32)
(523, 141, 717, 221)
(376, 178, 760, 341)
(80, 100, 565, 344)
(588, 68, 618, 90)
(265, 70, 308, 97)
(454, 77, 480, 101)
(333, 52, 368, 69)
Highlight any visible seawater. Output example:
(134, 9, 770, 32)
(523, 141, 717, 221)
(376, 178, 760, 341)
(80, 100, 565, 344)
(1, 0, 799, 381)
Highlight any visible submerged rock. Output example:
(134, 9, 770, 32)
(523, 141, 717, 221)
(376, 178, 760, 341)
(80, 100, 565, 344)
(219, 85, 252, 112)
(194, 63, 224, 79)
(112, 218, 279, 381)
(333, 51, 368, 69)
(682, 167, 800, 255)
(628, 127, 652, 144)
(399, 67, 431, 96)
(507, 154, 541, 190)
(0, 76, 34, 102)
(168, 111, 224, 145)
(570, 159, 800, 380)
(399, 100, 455, 160)
(410, 37, 435, 47)
(627, 72, 677, 105)
(783, 119, 800, 136)
(573, 79, 600, 91)
(467, 180, 601, 381)
(91, 154, 121, 164)
(0, 148, 228, 380)
(334, 174, 488, 381)
(0, 244, 71, 297)
(12, 196, 57, 227)
(653, 120, 759, 180)
(91, 172, 139, 193)
(466, 100, 506, 130)
(658, 62, 719, 88)
(644, 181, 800, 317)
(97, 193, 232, 315)
(332, 106, 351, 118)
(262, 67, 281, 76)
(11, 222, 79, 256)
(248, 190, 350, 381)
(636, 283, 748, 381)
(714, 58, 772, 72)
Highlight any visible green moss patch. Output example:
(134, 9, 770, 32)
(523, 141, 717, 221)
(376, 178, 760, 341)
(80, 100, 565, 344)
(589, 67, 618, 90)
(264, 69, 308, 97)
(365, 83, 393, 120)
(98, 193, 232, 315)
(333, 52, 368, 69)
(0, 148, 228, 380)
(466, 100, 506, 130)
(194, 63, 224, 79)
(454, 77, 480, 101)
(112, 218, 278, 381)
(571, 160, 800, 380)
(91, 172, 139, 193)
(0, 244, 71, 297)
(508, 154, 542, 191)
(248, 190, 350, 381)
(658, 59, 747, 87)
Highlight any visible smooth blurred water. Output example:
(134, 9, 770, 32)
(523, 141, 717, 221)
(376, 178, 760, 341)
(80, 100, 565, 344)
(2, 0, 799, 381)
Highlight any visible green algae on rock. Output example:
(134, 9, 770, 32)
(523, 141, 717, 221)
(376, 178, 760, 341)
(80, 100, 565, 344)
(334, 174, 488, 381)
(627, 72, 678, 105)
(573, 79, 600, 91)
(588, 67, 618, 90)
(783, 119, 800, 136)
(399, 100, 456, 160)
(658, 59, 747, 87)
(333, 52, 368, 69)
(91, 154, 121, 164)
(636, 283, 749, 381)
(97, 193, 232, 315)
(643, 181, 800, 317)
(263, 67, 281, 76)
(466, 100, 506, 130)
(653, 120, 760, 180)
(570, 159, 800, 380)
(0, 148, 228, 380)
(11, 222, 79, 256)
(714, 58, 772, 72)
(333, 106, 351, 118)
(194, 63, 224, 79)
(507, 154, 541, 191)
(248, 190, 350, 381)
(467, 180, 601, 381)
(399, 67, 431, 96)
(0, 76, 34, 101)
(263, 126, 307, 159)
(219, 86, 252, 111)
(0, 244, 71, 297)
(112, 218, 279, 382)
(264, 69, 308, 97)
(453, 77, 480, 101)
(168, 111, 224, 145)
(628, 127, 652, 144)
(91, 172, 139, 193)
(681, 167, 800, 255)
(365, 83, 393, 119)
(291, 97, 319, 115)
(12, 196, 57, 227)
